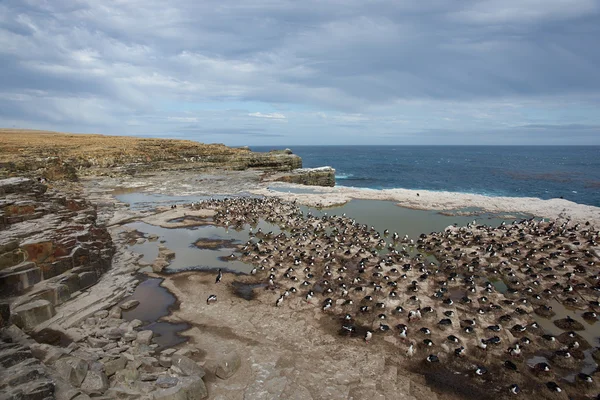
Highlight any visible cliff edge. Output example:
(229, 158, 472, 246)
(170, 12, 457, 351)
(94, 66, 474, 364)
(0, 129, 303, 180)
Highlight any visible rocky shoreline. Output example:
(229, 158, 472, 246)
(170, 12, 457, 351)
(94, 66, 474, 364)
(0, 131, 338, 400)
(2, 130, 600, 400)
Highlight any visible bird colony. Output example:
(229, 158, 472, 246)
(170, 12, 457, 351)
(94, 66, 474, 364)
(191, 197, 600, 399)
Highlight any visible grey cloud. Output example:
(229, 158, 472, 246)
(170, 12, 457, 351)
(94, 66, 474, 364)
(0, 0, 599, 143)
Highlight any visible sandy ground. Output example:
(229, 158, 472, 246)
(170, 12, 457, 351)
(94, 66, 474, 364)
(159, 272, 452, 400)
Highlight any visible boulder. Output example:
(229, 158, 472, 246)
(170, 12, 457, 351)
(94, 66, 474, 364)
(80, 370, 109, 395)
(171, 354, 205, 378)
(78, 271, 97, 290)
(54, 356, 89, 387)
(30, 342, 66, 364)
(12, 299, 56, 331)
(151, 376, 207, 400)
(215, 351, 241, 379)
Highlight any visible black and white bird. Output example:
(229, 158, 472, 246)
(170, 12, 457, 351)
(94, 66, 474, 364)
(215, 268, 223, 283)
(276, 295, 285, 307)
(206, 294, 217, 304)
(509, 384, 520, 395)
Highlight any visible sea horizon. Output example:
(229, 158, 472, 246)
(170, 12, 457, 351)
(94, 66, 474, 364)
(254, 145, 600, 208)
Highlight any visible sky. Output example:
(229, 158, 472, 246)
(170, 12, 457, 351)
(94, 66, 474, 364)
(1, 0, 599, 146)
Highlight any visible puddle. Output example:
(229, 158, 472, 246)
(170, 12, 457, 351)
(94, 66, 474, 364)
(143, 321, 189, 350)
(119, 277, 189, 349)
(115, 193, 228, 211)
(490, 279, 508, 294)
(124, 221, 281, 274)
(533, 299, 600, 347)
(121, 278, 178, 322)
(531, 298, 599, 380)
(300, 200, 526, 239)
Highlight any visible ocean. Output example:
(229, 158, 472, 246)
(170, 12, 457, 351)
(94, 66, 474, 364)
(251, 146, 600, 207)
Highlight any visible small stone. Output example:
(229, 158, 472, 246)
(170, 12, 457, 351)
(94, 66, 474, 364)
(155, 376, 179, 389)
(136, 330, 153, 345)
(114, 367, 141, 385)
(106, 346, 129, 356)
(108, 306, 122, 319)
(30, 342, 66, 364)
(171, 354, 205, 378)
(123, 331, 138, 342)
(139, 356, 159, 369)
(141, 372, 160, 381)
(126, 359, 143, 370)
(105, 386, 142, 399)
(161, 349, 177, 356)
(85, 317, 97, 326)
(102, 356, 127, 376)
(152, 376, 207, 399)
(158, 355, 172, 368)
(71, 349, 100, 362)
(105, 328, 125, 340)
(120, 300, 140, 311)
(128, 319, 143, 330)
(94, 310, 109, 319)
(123, 353, 135, 361)
(215, 351, 241, 379)
(102, 342, 117, 351)
(88, 337, 109, 348)
(66, 342, 80, 354)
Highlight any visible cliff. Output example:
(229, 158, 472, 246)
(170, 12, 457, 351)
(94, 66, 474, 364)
(0, 129, 302, 180)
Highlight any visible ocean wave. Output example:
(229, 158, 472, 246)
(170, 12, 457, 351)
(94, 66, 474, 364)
(335, 173, 354, 179)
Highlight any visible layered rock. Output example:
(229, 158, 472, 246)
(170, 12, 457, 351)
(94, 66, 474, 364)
(271, 166, 336, 187)
(0, 178, 114, 331)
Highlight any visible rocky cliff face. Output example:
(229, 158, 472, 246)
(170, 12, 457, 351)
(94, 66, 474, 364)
(0, 177, 115, 331)
(0, 129, 302, 180)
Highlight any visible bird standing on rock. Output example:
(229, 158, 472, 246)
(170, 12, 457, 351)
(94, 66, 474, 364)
(215, 268, 223, 283)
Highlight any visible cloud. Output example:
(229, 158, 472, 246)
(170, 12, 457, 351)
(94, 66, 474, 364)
(248, 112, 287, 120)
(0, 0, 599, 144)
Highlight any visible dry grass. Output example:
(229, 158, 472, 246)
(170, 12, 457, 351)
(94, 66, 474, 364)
(0, 128, 243, 164)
